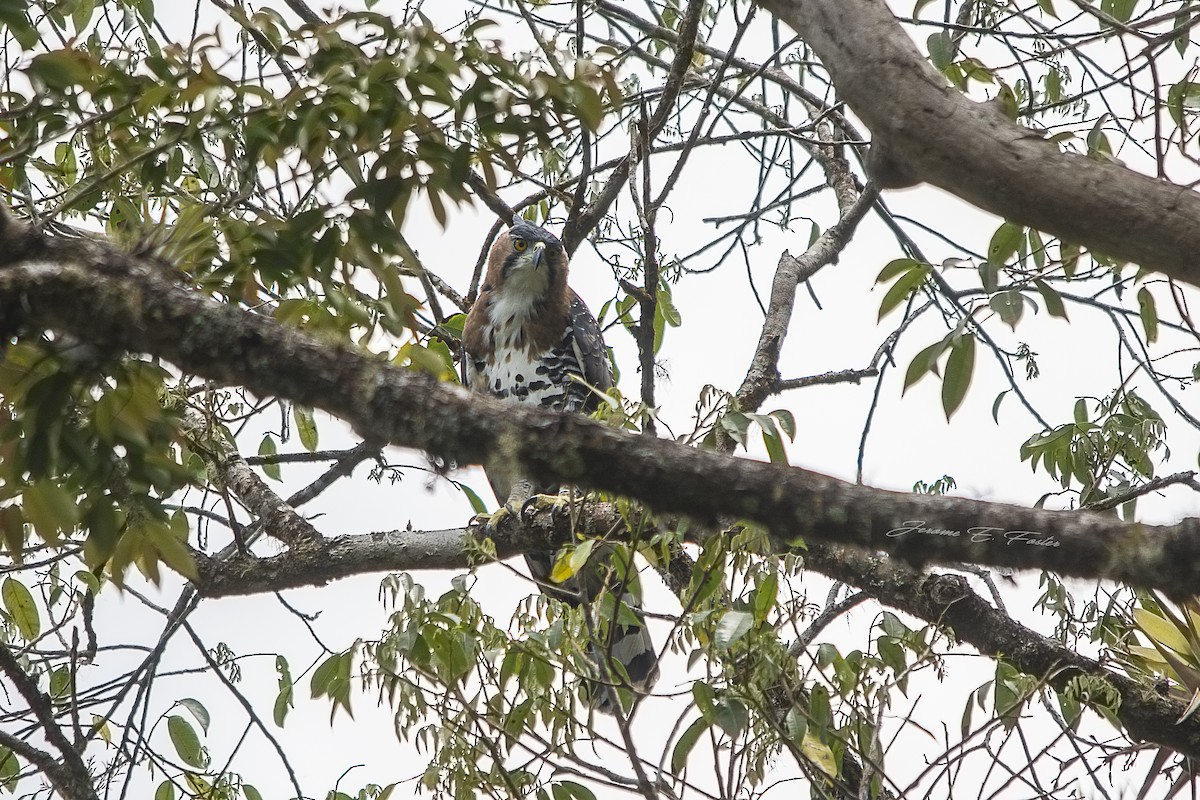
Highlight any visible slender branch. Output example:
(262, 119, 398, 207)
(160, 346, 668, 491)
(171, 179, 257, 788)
(181, 407, 323, 549)
(789, 591, 870, 655)
(245, 447, 369, 466)
(179, 622, 305, 798)
(775, 368, 880, 392)
(561, 0, 705, 254)
(0, 643, 98, 799)
(1085, 471, 1200, 512)
(465, 169, 516, 226)
(281, 0, 321, 25)
(733, 184, 879, 418)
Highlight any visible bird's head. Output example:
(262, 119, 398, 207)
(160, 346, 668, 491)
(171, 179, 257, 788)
(484, 222, 567, 301)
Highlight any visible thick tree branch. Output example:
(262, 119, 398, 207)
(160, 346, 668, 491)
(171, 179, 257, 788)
(181, 407, 323, 549)
(188, 505, 1200, 762)
(2, 219, 1200, 595)
(804, 543, 1200, 763)
(759, 0, 1200, 288)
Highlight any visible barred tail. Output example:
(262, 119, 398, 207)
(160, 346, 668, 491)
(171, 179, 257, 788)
(586, 607, 659, 714)
(524, 551, 659, 714)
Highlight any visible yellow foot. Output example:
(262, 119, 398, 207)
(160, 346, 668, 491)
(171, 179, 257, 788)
(520, 493, 572, 521)
(472, 494, 573, 533)
(471, 504, 517, 535)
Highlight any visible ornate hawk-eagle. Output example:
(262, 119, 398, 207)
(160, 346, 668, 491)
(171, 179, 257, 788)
(462, 221, 658, 712)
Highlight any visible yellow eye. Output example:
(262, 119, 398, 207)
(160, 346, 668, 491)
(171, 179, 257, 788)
(512, 238, 527, 252)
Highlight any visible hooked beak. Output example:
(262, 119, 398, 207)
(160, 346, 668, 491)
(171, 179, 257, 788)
(527, 241, 546, 268)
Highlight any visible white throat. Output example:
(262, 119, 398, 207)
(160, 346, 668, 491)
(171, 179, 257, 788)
(488, 267, 550, 346)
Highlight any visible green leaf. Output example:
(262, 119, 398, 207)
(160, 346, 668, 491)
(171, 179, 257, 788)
(988, 222, 1024, 265)
(71, 0, 96, 32)
(551, 539, 595, 583)
(992, 390, 1009, 423)
(460, 484, 488, 515)
(712, 697, 748, 736)
(167, 714, 205, 769)
(1102, 0, 1137, 23)
(770, 409, 796, 440)
(0, 0, 36, 46)
(1061, 241, 1081, 278)
(310, 650, 354, 720)
(293, 405, 319, 452)
(990, 290, 1024, 329)
(49, 665, 72, 701)
(27, 50, 96, 90)
(438, 631, 475, 684)
(715, 610, 753, 650)
(671, 717, 709, 773)
(761, 428, 787, 465)
(977, 260, 1000, 293)
(1134, 608, 1192, 655)
(1057, 689, 1082, 731)
(877, 264, 930, 320)
(752, 573, 778, 625)
(0, 746, 19, 793)
(23, 481, 79, 544)
(1036, 0, 1059, 18)
(941, 334, 976, 420)
(927, 31, 954, 69)
(719, 411, 751, 448)
(1087, 114, 1113, 158)
(177, 698, 210, 734)
(692, 681, 717, 721)
(876, 258, 921, 284)
(784, 706, 808, 745)
(801, 732, 838, 777)
(310, 652, 341, 697)
(566, 539, 596, 579)
(1028, 229, 1047, 269)
(152, 521, 197, 582)
(903, 338, 951, 391)
(91, 714, 112, 744)
(1137, 286, 1159, 343)
(2, 578, 39, 640)
(653, 302, 667, 354)
(1166, 81, 1200, 127)
(657, 288, 681, 327)
(155, 780, 176, 800)
(551, 781, 598, 800)
(1033, 279, 1068, 320)
(274, 656, 294, 728)
(1177, 8, 1195, 55)
(258, 434, 281, 481)
(0, 506, 25, 562)
(134, 0, 155, 24)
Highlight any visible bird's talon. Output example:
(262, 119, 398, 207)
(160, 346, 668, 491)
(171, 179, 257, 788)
(473, 505, 517, 535)
(520, 493, 571, 522)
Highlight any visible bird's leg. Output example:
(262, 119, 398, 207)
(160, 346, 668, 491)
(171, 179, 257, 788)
(472, 477, 535, 533)
(520, 485, 576, 521)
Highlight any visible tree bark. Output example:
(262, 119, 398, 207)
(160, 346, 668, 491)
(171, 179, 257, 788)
(2, 215, 1200, 599)
(758, 0, 1200, 288)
